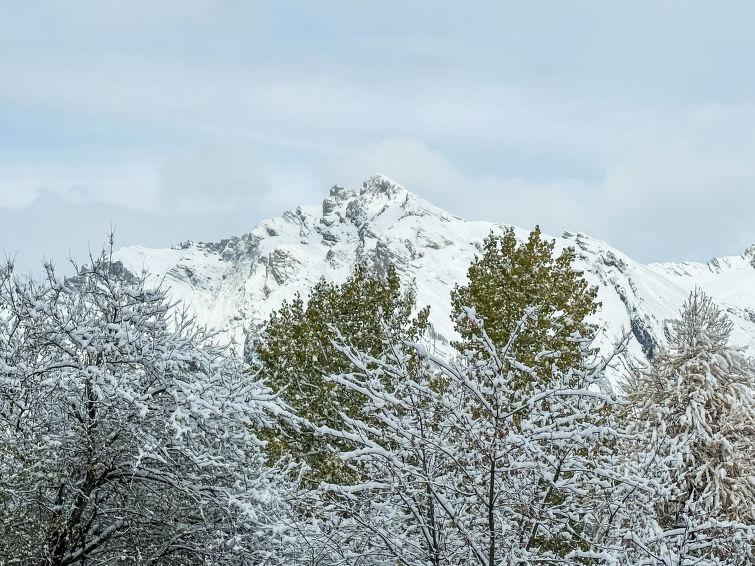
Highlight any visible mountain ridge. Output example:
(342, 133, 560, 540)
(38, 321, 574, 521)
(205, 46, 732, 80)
(115, 175, 755, 379)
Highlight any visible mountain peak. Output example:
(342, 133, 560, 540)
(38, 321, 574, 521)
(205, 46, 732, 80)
(360, 174, 407, 198)
(320, 175, 440, 231)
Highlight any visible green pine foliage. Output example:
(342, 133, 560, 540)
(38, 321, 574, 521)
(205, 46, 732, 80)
(447, 227, 604, 560)
(451, 226, 599, 388)
(253, 263, 429, 484)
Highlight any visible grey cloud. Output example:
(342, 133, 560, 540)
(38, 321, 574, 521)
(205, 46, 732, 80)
(159, 144, 269, 211)
(0, 183, 283, 277)
(3, 1, 755, 268)
(332, 138, 755, 263)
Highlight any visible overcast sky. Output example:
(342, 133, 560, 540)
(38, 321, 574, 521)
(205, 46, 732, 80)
(2, 1, 755, 275)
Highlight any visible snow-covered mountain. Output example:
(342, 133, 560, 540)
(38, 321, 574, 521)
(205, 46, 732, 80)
(115, 175, 755, 378)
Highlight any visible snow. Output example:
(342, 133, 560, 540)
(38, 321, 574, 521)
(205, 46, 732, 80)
(114, 175, 755, 379)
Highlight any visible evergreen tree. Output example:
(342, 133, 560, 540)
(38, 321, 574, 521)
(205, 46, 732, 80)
(451, 226, 599, 390)
(322, 304, 633, 565)
(622, 290, 755, 563)
(253, 263, 429, 484)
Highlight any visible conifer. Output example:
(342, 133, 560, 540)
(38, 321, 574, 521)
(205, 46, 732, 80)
(253, 263, 429, 484)
(622, 290, 755, 562)
(451, 226, 599, 389)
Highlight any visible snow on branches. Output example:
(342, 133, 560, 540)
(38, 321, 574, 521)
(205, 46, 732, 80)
(319, 305, 639, 565)
(621, 290, 755, 565)
(314, 295, 755, 565)
(4, 245, 752, 565)
(0, 253, 296, 564)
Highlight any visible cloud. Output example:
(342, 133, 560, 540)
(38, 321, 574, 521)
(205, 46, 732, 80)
(597, 149, 755, 260)
(4, 2, 755, 267)
(330, 137, 595, 228)
(159, 143, 269, 211)
(0, 183, 39, 209)
(332, 138, 755, 263)
(0, 180, 287, 278)
(332, 138, 464, 195)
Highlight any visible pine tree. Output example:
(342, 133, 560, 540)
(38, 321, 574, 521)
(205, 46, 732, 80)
(253, 263, 429, 484)
(451, 226, 599, 391)
(322, 304, 632, 565)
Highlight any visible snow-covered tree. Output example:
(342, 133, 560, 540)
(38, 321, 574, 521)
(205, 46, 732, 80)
(253, 263, 428, 485)
(0, 251, 298, 564)
(321, 305, 634, 565)
(620, 290, 755, 564)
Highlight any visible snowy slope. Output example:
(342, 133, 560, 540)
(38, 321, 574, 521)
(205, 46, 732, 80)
(115, 175, 755, 378)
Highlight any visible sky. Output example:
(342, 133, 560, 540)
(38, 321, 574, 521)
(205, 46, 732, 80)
(2, 1, 755, 275)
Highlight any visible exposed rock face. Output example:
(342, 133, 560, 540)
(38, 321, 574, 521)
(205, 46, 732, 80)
(744, 244, 755, 269)
(115, 175, 755, 381)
